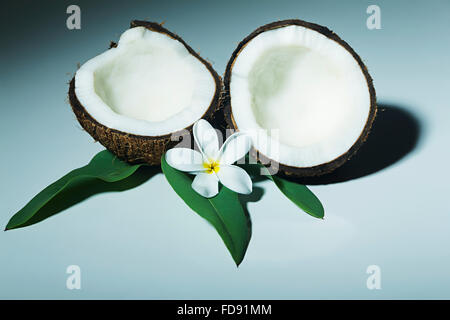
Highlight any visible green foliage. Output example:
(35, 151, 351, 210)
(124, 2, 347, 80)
(243, 163, 325, 219)
(6, 149, 325, 266)
(5, 151, 146, 230)
(161, 155, 251, 266)
(269, 175, 324, 219)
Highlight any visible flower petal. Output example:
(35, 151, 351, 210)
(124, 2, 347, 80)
(219, 133, 252, 165)
(193, 119, 220, 160)
(192, 172, 219, 198)
(165, 148, 205, 172)
(216, 165, 252, 194)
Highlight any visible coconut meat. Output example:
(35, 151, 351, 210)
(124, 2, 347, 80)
(75, 26, 216, 136)
(230, 25, 371, 167)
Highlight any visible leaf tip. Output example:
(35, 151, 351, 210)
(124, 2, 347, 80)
(4, 221, 14, 231)
(234, 257, 244, 267)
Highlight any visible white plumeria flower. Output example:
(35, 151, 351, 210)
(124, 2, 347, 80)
(166, 119, 253, 198)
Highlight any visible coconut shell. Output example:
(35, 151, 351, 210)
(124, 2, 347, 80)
(222, 19, 377, 178)
(68, 20, 221, 165)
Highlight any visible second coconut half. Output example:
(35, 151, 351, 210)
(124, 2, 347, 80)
(222, 20, 377, 177)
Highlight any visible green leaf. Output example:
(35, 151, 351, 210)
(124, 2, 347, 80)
(161, 155, 251, 266)
(260, 165, 324, 219)
(6, 150, 146, 230)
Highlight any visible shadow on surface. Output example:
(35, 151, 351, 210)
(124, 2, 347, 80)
(239, 186, 265, 209)
(19, 166, 161, 229)
(296, 104, 422, 185)
(238, 186, 265, 246)
(239, 186, 265, 222)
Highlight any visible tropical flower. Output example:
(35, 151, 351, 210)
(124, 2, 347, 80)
(165, 119, 252, 198)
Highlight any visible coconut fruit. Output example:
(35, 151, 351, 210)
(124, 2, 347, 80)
(223, 20, 377, 177)
(69, 21, 221, 165)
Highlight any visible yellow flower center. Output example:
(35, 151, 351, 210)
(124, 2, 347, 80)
(203, 160, 220, 174)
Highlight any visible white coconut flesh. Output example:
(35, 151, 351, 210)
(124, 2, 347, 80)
(75, 26, 216, 136)
(230, 25, 371, 168)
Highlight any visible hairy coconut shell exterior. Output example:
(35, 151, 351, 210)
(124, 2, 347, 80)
(69, 20, 221, 165)
(222, 19, 377, 178)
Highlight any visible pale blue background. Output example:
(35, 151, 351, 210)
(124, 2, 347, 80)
(0, 0, 449, 299)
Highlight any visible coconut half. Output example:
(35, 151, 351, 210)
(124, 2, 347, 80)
(223, 20, 377, 177)
(69, 21, 221, 165)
